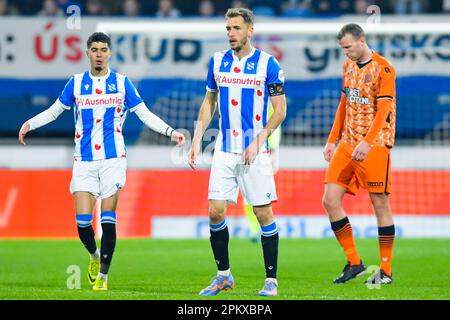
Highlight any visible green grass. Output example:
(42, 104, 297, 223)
(0, 239, 449, 300)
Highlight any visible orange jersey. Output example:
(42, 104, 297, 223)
(329, 52, 397, 148)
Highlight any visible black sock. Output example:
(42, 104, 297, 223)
(261, 232, 279, 278)
(330, 216, 350, 232)
(210, 226, 230, 271)
(100, 223, 116, 275)
(77, 225, 97, 255)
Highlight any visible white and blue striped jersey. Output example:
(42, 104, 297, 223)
(206, 47, 284, 154)
(57, 69, 143, 161)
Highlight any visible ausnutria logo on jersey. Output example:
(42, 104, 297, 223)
(76, 96, 123, 107)
(215, 74, 262, 86)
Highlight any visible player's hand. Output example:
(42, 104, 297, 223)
(323, 142, 336, 162)
(242, 140, 259, 165)
(352, 140, 371, 162)
(171, 131, 186, 147)
(18, 122, 30, 146)
(188, 140, 200, 170)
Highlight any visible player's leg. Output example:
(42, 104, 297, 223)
(323, 183, 360, 265)
(199, 199, 235, 296)
(368, 192, 394, 284)
(71, 159, 102, 285)
(92, 157, 126, 291)
(323, 142, 365, 283)
(199, 151, 238, 296)
(238, 152, 278, 296)
(74, 191, 97, 254)
(74, 191, 100, 285)
(360, 146, 394, 284)
(209, 199, 231, 276)
(323, 183, 365, 283)
(252, 204, 279, 296)
(92, 192, 119, 291)
(243, 198, 260, 241)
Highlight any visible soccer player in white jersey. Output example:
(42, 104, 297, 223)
(18, 32, 185, 291)
(188, 8, 287, 297)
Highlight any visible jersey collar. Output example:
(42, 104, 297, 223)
(88, 68, 111, 80)
(232, 46, 256, 61)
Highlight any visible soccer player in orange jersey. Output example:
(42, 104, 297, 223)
(322, 24, 396, 285)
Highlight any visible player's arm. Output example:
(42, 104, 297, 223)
(132, 104, 185, 146)
(252, 89, 286, 152)
(188, 90, 218, 169)
(363, 65, 396, 146)
(188, 55, 218, 169)
(243, 55, 286, 165)
(242, 91, 286, 166)
(324, 61, 347, 161)
(352, 65, 396, 161)
(19, 77, 74, 145)
(324, 93, 346, 161)
(125, 76, 185, 146)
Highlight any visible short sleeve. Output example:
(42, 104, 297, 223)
(206, 55, 217, 92)
(124, 76, 144, 110)
(266, 56, 284, 85)
(378, 64, 396, 99)
(58, 76, 75, 109)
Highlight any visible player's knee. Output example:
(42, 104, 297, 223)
(322, 193, 340, 211)
(370, 194, 390, 214)
(253, 206, 272, 225)
(209, 206, 225, 224)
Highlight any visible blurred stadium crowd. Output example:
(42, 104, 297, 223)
(1, 0, 449, 17)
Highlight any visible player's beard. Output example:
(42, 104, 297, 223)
(233, 38, 247, 53)
(95, 66, 103, 72)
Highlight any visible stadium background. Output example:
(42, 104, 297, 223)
(1, 0, 450, 240)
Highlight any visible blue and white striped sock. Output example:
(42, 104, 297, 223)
(209, 218, 230, 271)
(100, 211, 116, 224)
(261, 221, 279, 279)
(76, 213, 93, 228)
(100, 211, 117, 274)
(76, 213, 97, 255)
(261, 221, 278, 237)
(210, 218, 227, 232)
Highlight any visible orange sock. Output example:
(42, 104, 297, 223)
(378, 225, 395, 276)
(331, 217, 361, 266)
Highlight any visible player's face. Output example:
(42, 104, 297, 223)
(226, 16, 253, 52)
(86, 42, 111, 72)
(339, 34, 365, 62)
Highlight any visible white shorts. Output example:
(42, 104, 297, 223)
(208, 150, 277, 206)
(70, 157, 127, 199)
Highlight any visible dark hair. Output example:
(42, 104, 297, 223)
(225, 7, 254, 26)
(337, 23, 365, 41)
(87, 32, 111, 49)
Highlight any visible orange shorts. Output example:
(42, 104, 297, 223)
(325, 142, 391, 195)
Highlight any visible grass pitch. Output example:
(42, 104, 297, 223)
(0, 238, 449, 300)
